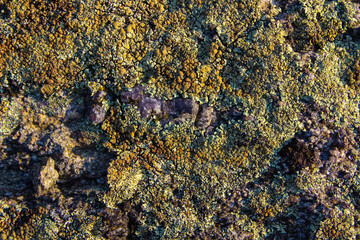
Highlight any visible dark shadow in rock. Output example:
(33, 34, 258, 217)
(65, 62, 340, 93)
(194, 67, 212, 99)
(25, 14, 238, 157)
(0, 4, 10, 20)
(0, 135, 37, 200)
(345, 27, 360, 42)
(54, 146, 116, 199)
(0, 156, 33, 198)
(71, 147, 113, 179)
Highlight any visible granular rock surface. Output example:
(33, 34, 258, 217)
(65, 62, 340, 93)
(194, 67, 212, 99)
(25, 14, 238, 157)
(1, 0, 360, 239)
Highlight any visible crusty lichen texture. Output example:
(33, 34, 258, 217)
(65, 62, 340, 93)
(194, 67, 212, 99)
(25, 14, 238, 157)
(1, 0, 360, 239)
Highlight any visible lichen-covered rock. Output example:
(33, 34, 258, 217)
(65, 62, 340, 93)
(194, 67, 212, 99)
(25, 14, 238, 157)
(57, 149, 109, 180)
(120, 86, 146, 103)
(2, 0, 360, 238)
(278, 101, 359, 178)
(32, 157, 59, 196)
(104, 151, 143, 206)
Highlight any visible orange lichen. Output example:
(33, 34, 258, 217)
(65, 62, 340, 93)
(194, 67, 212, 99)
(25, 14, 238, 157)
(107, 151, 139, 182)
(0, 0, 78, 95)
(319, 217, 352, 240)
(256, 206, 276, 220)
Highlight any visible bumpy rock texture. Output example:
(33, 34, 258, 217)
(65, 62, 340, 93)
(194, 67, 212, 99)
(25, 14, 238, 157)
(1, 0, 360, 239)
(32, 157, 59, 196)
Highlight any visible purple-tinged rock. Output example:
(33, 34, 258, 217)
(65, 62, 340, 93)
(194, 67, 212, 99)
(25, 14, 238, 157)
(89, 104, 107, 124)
(137, 96, 164, 118)
(120, 86, 146, 103)
(119, 87, 221, 132)
(196, 104, 217, 131)
(165, 99, 199, 121)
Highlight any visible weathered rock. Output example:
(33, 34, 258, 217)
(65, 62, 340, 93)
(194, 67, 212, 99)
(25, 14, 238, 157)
(137, 96, 164, 118)
(165, 98, 199, 122)
(99, 207, 130, 239)
(121, 87, 201, 124)
(120, 86, 146, 103)
(92, 90, 107, 103)
(65, 103, 85, 120)
(195, 104, 217, 130)
(57, 150, 109, 180)
(32, 157, 59, 196)
(89, 104, 107, 124)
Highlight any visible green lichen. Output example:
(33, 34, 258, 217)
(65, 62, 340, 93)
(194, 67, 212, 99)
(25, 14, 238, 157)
(1, 0, 360, 238)
(0, 96, 22, 144)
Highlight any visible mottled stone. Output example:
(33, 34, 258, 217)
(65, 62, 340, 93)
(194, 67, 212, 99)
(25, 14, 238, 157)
(65, 103, 85, 120)
(92, 90, 107, 103)
(166, 98, 199, 122)
(57, 150, 109, 180)
(137, 96, 164, 118)
(120, 86, 146, 103)
(121, 87, 200, 123)
(195, 104, 216, 130)
(89, 104, 107, 124)
(32, 158, 59, 196)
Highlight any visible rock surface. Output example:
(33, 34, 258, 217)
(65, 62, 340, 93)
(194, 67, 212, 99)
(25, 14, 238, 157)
(1, 0, 360, 239)
(32, 158, 59, 196)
